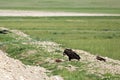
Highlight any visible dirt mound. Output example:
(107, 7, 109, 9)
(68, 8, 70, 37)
(0, 50, 64, 80)
(0, 50, 50, 80)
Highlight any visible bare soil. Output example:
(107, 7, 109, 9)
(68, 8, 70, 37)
(0, 10, 120, 17)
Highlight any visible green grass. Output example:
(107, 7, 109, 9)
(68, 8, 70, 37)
(0, 0, 120, 13)
(0, 16, 120, 80)
(0, 42, 111, 80)
(0, 16, 120, 60)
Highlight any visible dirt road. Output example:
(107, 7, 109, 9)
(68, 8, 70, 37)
(0, 10, 120, 17)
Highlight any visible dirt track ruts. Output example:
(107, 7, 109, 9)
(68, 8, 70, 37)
(0, 10, 120, 17)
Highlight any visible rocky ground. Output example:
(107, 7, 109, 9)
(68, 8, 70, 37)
(75, 50, 120, 76)
(0, 50, 50, 80)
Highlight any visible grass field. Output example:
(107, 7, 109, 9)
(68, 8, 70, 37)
(0, 0, 120, 13)
(0, 16, 120, 60)
(0, 0, 120, 79)
(0, 16, 120, 80)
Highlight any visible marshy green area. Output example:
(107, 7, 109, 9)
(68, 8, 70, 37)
(0, 0, 120, 13)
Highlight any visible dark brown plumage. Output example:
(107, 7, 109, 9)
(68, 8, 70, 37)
(63, 49, 80, 61)
(55, 59, 62, 63)
(0, 30, 10, 34)
(96, 56, 106, 62)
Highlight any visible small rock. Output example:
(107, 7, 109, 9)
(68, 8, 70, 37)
(50, 76, 64, 80)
